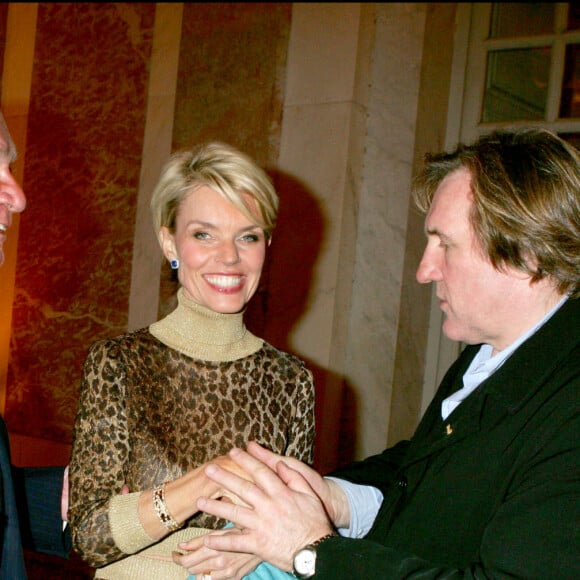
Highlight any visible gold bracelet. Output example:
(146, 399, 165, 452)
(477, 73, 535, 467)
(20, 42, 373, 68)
(152, 483, 182, 532)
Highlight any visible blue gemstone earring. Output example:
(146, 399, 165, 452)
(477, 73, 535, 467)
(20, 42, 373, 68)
(170, 259, 179, 270)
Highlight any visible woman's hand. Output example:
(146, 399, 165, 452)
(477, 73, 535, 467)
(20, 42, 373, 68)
(136, 452, 254, 542)
(173, 527, 261, 580)
(207, 454, 254, 506)
(61, 465, 69, 522)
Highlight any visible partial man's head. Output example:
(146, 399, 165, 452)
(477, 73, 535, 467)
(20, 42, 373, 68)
(0, 111, 27, 266)
(413, 128, 579, 353)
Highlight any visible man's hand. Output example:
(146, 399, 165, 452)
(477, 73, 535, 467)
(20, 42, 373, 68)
(243, 441, 350, 528)
(197, 446, 335, 571)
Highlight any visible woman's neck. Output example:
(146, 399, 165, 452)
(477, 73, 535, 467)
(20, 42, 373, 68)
(149, 288, 263, 361)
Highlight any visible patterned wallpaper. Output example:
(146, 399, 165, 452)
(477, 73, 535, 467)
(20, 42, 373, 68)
(7, 3, 155, 441)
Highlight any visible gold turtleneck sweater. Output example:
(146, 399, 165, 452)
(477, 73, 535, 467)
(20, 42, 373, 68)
(68, 288, 315, 579)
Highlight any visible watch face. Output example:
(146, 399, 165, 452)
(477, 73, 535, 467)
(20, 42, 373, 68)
(294, 547, 316, 576)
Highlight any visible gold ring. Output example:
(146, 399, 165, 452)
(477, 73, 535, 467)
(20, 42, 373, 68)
(200, 571, 212, 580)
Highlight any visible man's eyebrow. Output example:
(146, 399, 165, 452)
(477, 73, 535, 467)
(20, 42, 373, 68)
(425, 227, 453, 243)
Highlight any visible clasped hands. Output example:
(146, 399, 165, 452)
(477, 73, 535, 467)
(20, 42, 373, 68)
(172, 441, 346, 579)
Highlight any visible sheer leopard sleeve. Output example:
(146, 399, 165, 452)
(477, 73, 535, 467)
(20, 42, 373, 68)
(284, 361, 315, 465)
(68, 338, 135, 567)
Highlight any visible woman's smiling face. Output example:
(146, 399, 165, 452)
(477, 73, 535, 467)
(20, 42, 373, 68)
(159, 185, 267, 314)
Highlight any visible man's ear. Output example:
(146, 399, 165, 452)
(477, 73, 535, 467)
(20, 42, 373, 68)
(158, 227, 177, 263)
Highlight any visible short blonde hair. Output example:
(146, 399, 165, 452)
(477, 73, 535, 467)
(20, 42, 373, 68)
(150, 142, 279, 238)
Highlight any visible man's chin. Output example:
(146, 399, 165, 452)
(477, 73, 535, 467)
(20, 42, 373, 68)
(441, 320, 463, 344)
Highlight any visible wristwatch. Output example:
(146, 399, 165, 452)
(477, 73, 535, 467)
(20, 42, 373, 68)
(292, 532, 337, 579)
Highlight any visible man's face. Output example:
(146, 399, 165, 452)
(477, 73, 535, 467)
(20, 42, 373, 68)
(415, 168, 538, 353)
(0, 113, 26, 266)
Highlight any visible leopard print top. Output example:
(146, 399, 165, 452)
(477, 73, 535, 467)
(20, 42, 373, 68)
(68, 326, 314, 568)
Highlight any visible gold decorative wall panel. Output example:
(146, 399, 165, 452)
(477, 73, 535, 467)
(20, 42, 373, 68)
(7, 3, 155, 442)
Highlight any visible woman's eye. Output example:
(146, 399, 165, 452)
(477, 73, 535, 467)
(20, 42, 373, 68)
(193, 231, 211, 240)
(241, 233, 260, 243)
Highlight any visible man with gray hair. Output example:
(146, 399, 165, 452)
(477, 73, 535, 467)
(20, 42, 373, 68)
(0, 110, 70, 578)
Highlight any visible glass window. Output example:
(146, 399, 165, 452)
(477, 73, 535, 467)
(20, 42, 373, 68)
(568, 2, 580, 30)
(559, 132, 580, 149)
(482, 47, 551, 122)
(489, 3, 555, 38)
(560, 44, 580, 117)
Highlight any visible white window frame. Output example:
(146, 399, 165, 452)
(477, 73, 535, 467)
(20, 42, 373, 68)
(462, 2, 580, 140)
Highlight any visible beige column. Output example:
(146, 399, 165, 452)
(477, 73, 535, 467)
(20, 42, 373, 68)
(275, 3, 370, 472)
(279, 3, 430, 463)
(127, 3, 183, 331)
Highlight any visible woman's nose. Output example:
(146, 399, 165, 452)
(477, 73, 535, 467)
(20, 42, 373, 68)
(216, 240, 240, 265)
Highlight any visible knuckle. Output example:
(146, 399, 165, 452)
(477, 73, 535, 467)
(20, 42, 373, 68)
(214, 554, 226, 568)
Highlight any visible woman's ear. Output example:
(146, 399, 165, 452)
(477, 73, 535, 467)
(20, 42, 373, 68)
(158, 227, 177, 263)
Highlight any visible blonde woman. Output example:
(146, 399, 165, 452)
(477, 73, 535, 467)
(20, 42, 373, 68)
(68, 143, 315, 579)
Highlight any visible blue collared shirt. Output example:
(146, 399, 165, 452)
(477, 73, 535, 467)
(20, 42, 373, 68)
(442, 294, 569, 419)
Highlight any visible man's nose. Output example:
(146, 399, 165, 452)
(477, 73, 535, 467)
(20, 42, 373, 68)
(416, 249, 439, 284)
(1, 171, 27, 213)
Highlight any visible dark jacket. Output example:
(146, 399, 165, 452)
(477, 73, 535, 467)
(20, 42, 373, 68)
(319, 296, 580, 579)
(0, 415, 27, 578)
(0, 416, 71, 579)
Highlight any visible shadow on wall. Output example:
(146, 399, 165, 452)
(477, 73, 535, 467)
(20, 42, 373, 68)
(157, 169, 359, 474)
(246, 170, 358, 474)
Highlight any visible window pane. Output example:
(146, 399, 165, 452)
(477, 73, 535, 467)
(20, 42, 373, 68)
(482, 48, 550, 122)
(490, 3, 555, 38)
(560, 44, 580, 117)
(559, 132, 580, 150)
(568, 2, 580, 31)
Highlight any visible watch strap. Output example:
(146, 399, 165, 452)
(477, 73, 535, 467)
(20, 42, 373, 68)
(309, 531, 338, 548)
